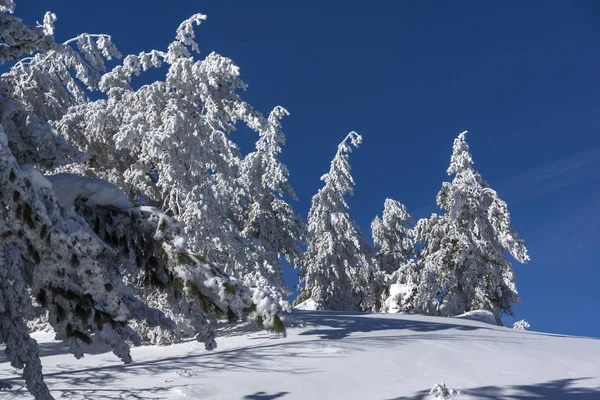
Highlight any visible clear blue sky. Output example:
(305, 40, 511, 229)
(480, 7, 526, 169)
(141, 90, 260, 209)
(20, 1, 600, 338)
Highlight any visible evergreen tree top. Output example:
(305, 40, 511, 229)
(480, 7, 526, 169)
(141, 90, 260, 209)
(317, 131, 362, 205)
(447, 131, 473, 176)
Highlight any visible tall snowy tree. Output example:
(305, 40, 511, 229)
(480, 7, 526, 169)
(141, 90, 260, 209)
(240, 106, 306, 313)
(0, 4, 169, 397)
(297, 132, 378, 311)
(411, 131, 529, 324)
(371, 198, 419, 313)
(0, 3, 272, 398)
(38, 13, 293, 331)
(372, 198, 415, 274)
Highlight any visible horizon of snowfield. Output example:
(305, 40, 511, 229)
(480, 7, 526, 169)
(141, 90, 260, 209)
(2, 310, 599, 400)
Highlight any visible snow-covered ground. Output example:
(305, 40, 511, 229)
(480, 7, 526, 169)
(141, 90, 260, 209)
(2, 311, 599, 399)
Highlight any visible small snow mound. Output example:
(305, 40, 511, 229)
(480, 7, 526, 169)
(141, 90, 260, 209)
(310, 344, 345, 354)
(293, 298, 318, 310)
(176, 369, 194, 378)
(430, 383, 459, 399)
(168, 383, 211, 398)
(454, 310, 497, 325)
(46, 173, 131, 209)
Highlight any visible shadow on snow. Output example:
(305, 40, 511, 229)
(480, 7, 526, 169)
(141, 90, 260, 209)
(294, 310, 493, 340)
(242, 391, 289, 399)
(387, 378, 600, 400)
(0, 310, 569, 399)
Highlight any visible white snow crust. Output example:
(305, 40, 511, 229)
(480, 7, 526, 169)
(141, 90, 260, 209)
(453, 310, 498, 325)
(46, 173, 131, 209)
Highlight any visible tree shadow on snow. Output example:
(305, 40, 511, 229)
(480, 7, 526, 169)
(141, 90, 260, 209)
(242, 391, 289, 399)
(0, 338, 320, 399)
(294, 310, 493, 340)
(291, 311, 600, 344)
(387, 378, 600, 400)
(36, 337, 114, 358)
(216, 320, 265, 338)
(0, 381, 180, 400)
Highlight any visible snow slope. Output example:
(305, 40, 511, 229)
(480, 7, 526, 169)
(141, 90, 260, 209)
(1, 311, 599, 399)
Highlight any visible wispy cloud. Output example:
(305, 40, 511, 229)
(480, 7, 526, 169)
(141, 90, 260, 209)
(408, 145, 600, 221)
(527, 189, 600, 258)
(493, 145, 600, 204)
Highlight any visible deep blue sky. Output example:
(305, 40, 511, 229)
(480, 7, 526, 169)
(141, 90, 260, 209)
(20, 1, 600, 338)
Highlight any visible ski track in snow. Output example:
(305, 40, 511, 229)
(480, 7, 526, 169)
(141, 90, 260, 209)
(1, 311, 599, 399)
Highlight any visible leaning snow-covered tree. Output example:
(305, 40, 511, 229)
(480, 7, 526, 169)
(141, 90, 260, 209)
(38, 13, 297, 331)
(411, 131, 529, 324)
(67, 188, 250, 347)
(296, 132, 379, 311)
(0, 3, 279, 398)
(0, 3, 172, 398)
(5, 0, 257, 338)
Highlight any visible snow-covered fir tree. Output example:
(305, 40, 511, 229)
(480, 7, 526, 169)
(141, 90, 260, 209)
(297, 132, 379, 311)
(371, 198, 420, 313)
(372, 198, 415, 274)
(24, 12, 297, 331)
(0, 3, 280, 398)
(511, 319, 530, 330)
(69, 192, 251, 347)
(0, 4, 167, 398)
(240, 106, 306, 313)
(410, 131, 529, 324)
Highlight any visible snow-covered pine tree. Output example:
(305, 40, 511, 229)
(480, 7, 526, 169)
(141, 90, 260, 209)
(412, 131, 529, 324)
(511, 319, 530, 330)
(44, 13, 291, 331)
(0, 4, 172, 397)
(372, 198, 415, 274)
(371, 198, 419, 313)
(70, 193, 249, 347)
(240, 106, 306, 315)
(0, 3, 266, 397)
(2, 0, 237, 346)
(297, 132, 378, 311)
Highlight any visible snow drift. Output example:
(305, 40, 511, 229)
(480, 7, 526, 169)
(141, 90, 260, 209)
(453, 310, 497, 325)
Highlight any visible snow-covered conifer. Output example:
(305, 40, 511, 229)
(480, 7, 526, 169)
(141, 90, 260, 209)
(412, 132, 529, 324)
(0, 5, 151, 398)
(297, 132, 377, 311)
(430, 383, 459, 399)
(71, 197, 251, 347)
(0, 97, 147, 400)
(2, 13, 120, 124)
(372, 199, 418, 313)
(372, 198, 415, 274)
(511, 319, 530, 331)
(51, 13, 292, 331)
(0, 4, 251, 397)
(240, 106, 306, 309)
